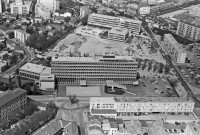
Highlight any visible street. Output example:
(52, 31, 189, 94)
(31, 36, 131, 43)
(142, 18, 200, 107)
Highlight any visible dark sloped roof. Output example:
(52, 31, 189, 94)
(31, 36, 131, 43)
(91, 109, 117, 114)
(0, 88, 27, 107)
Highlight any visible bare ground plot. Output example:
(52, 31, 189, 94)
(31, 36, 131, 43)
(78, 37, 129, 56)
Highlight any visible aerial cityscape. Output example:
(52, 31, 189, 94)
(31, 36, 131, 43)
(0, 0, 200, 135)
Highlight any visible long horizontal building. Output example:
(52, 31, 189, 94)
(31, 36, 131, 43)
(51, 56, 138, 85)
(88, 13, 141, 35)
(90, 97, 195, 118)
(163, 34, 186, 63)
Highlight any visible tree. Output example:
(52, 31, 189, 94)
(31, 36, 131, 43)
(158, 63, 164, 73)
(64, 17, 71, 23)
(17, 75, 22, 88)
(164, 64, 170, 74)
(10, 55, 18, 65)
(136, 72, 140, 80)
(33, 83, 38, 95)
(148, 61, 153, 71)
(22, 84, 32, 95)
(153, 63, 157, 72)
(69, 95, 79, 104)
(169, 79, 179, 87)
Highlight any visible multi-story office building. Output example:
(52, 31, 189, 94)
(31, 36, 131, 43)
(90, 97, 195, 118)
(163, 34, 187, 63)
(19, 63, 51, 81)
(14, 29, 30, 43)
(88, 13, 141, 35)
(176, 15, 200, 41)
(0, 88, 27, 122)
(51, 56, 138, 85)
(10, 0, 32, 14)
(108, 27, 129, 42)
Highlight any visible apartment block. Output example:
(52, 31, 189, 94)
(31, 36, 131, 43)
(10, 0, 32, 14)
(51, 56, 138, 85)
(176, 20, 200, 41)
(163, 34, 186, 63)
(90, 97, 195, 118)
(108, 27, 129, 42)
(14, 29, 30, 43)
(88, 13, 141, 35)
(0, 88, 27, 122)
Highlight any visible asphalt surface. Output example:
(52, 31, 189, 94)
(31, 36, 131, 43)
(142, 18, 200, 107)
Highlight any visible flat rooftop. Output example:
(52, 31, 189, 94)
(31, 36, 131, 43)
(90, 97, 194, 103)
(174, 13, 200, 27)
(89, 13, 141, 23)
(52, 56, 136, 62)
(90, 97, 115, 103)
(164, 34, 185, 53)
(109, 27, 129, 35)
(20, 63, 50, 74)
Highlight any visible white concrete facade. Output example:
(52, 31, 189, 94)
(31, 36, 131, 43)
(10, 0, 31, 14)
(88, 13, 141, 35)
(108, 27, 129, 42)
(19, 63, 51, 81)
(176, 21, 200, 41)
(90, 97, 195, 117)
(163, 34, 186, 63)
(51, 56, 138, 85)
(14, 29, 30, 43)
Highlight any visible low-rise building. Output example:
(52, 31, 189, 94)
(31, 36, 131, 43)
(39, 67, 55, 91)
(19, 63, 51, 81)
(14, 29, 30, 43)
(108, 27, 129, 42)
(0, 61, 7, 73)
(90, 97, 195, 118)
(163, 34, 186, 63)
(0, 88, 27, 122)
(0, 51, 8, 60)
(10, 0, 32, 14)
(87, 119, 103, 135)
(32, 118, 73, 135)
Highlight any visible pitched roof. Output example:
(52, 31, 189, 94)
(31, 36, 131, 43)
(91, 109, 117, 114)
(0, 88, 26, 107)
(33, 119, 71, 135)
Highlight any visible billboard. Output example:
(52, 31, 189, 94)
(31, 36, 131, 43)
(139, 6, 150, 15)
